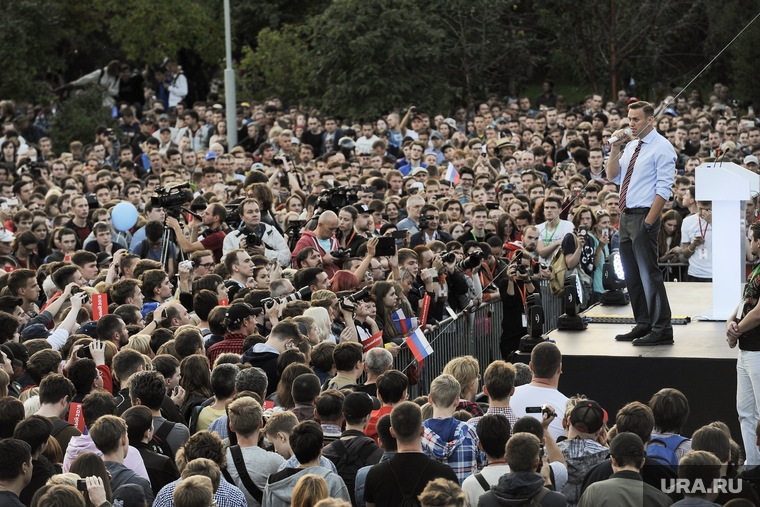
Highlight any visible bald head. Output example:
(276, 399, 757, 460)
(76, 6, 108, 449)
(316, 211, 338, 240)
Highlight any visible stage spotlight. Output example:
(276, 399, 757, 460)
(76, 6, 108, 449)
(557, 273, 587, 330)
(519, 293, 548, 353)
(602, 251, 628, 306)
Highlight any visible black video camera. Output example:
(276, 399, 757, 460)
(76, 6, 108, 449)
(316, 186, 360, 213)
(151, 183, 191, 210)
(440, 251, 457, 264)
(513, 250, 528, 275)
(340, 286, 371, 311)
(418, 214, 436, 230)
(330, 248, 351, 258)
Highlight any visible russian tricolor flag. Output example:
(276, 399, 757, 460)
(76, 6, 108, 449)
(392, 310, 418, 335)
(407, 328, 434, 362)
(444, 162, 460, 184)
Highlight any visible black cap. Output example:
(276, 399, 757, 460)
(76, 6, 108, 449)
(343, 392, 376, 420)
(609, 431, 645, 458)
(570, 400, 607, 434)
(225, 303, 257, 327)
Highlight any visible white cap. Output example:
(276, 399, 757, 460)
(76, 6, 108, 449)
(744, 155, 759, 166)
(0, 229, 14, 243)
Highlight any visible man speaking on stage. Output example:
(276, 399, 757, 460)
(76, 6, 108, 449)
(607, 100, 675, 346)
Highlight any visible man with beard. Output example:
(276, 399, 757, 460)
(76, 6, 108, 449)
(97, 314, 129, 349)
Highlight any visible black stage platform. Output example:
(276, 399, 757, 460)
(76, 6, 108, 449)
(542, 283, 740, 446)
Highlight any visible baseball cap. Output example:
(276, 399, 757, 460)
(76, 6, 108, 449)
(251, 162, 266, 172)
(76, 321, 99, 339)
(430, 130, 443, 140)
(225, 303, 257, 328)
(240, 102, 250, 108)
(745, 155, 759, 166)
(204, 152, 217, 161)
(4, 342, 28, 366)
(443, 118, 457, 130)
(113, 483, 147, 507)
(21, 323, 51, 341)
(411, 167, 428, 176)
(495, 117, 509, 125)
(158, 113, 170, 121)
(343, 392, 376, 420)
(357, 204, 371, 215)
(159, 126, 171, 134)
(609, 431, 645, 458)
(410, 182, 425, 192)
(663, 108, 678, 117)
(0, 230, 14, 243)
(569, 400, 607, 434)
(96, 252, 113, 266)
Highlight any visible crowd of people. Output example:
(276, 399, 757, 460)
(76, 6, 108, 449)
(0, 63, 756, 506)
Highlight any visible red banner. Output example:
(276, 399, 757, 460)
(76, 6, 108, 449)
(419, 293, 431, 330)
(362, 331, 383, 353)
(92, 293, 108, 320)
(218, 298, 229, 306)
(68, 401, 86, 432)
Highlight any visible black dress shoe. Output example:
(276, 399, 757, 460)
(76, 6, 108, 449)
(615, 325, 651, 342)
(632, 330, 674, 346)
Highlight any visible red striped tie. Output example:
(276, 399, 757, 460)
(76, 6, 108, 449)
(618, 140, 642, 211)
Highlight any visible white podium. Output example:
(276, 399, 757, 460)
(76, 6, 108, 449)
(695, 162, 760, 320)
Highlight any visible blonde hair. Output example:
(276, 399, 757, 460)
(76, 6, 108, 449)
(304, 307, 330, 342)
(228, 397, 263, 438)
(0, 368, 9, 397)
(442, 356, 479, 399)
(292, 474, 329, 507)
(429, 374, 461, 408)
(418, 477, 466, 507)
(264, 410, 298, 437)
(174, 475, 214, 507)
(182, 457, 221, 493)
(314, 500, 351, 507)
(123, 335, 152, 356)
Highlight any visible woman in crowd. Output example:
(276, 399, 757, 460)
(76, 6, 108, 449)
(179, 354, 213, 425)
(658, 209, 684, 263)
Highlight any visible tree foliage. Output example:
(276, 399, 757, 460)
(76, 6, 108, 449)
(49, 88, 120, 154)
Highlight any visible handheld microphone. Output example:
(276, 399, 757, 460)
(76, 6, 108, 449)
(608, 128, 632, 145)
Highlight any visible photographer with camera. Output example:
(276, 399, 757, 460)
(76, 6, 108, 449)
(166, 202, 227, 263)
(336, 205, 369, 254)
(291, 210, 342, 277)
(558, 205, 597, 303)
(222, 198, 290, 267)
(497, 249, 539, 359)
(410, 205, 453, 248)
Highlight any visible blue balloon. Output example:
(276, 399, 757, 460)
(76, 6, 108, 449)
(112, 202, 138, 232)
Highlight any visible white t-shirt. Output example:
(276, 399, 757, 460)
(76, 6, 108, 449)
(681, 213, 712, 278)
(535, 219, 575, 263)
(462, 464, 510, 507)
(509, 384, 569, 439)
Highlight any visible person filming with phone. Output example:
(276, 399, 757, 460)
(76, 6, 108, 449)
(497, 249, 539, 358)
(591, 210, 612, 302)
(560, 205, 597, 305)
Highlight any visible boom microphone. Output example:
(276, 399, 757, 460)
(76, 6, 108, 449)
(608, 128, 632, 145)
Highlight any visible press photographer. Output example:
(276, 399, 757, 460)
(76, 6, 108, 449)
(165, 202, 227, 263)
(497, 249, 539, 358)
(410, 205, 453, 247)
(222, 197, 290, 267)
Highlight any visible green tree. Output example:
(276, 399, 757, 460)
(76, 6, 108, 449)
(237, 27, 311, 104)
(536, 0, 707, 99)
(49, 88, 120, 153)
(436, 0, 541, 107)
(308, 0, 456, 119)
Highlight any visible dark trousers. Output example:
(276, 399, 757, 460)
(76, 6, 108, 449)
(619, 213, 672, 333)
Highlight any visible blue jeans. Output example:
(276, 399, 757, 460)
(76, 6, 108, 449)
(737, 349, 760, 465)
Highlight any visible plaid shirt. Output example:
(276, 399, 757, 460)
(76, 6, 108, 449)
(422, 418, 479, 486)
(467, 406, 518, 430)
(206, 333, 247, 365)
(153, 477, 246, 507)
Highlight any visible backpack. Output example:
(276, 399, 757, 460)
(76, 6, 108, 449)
(330, 438, 378, 506)
(150, 420, 176, 457)
(220, 445, 263, 504)
(51, 418, 74, 437)
(647, 434, 688, 470)
(527, 487, 550, 506)
(388, 458, 430, 507)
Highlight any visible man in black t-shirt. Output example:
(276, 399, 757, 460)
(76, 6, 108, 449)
(0, 439, 33, 507)
(364, 401, 458, 507)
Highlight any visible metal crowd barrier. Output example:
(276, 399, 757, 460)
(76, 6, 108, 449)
(394, 280, 565, 397)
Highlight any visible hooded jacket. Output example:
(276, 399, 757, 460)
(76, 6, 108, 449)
(62, 434, 149, 480)
(478, 471, 567, 507)
(262, 465, 350, 507)
(291, 229, 340, 277)
(421, 417, 479, 485)
(240, 342, 280, 391)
